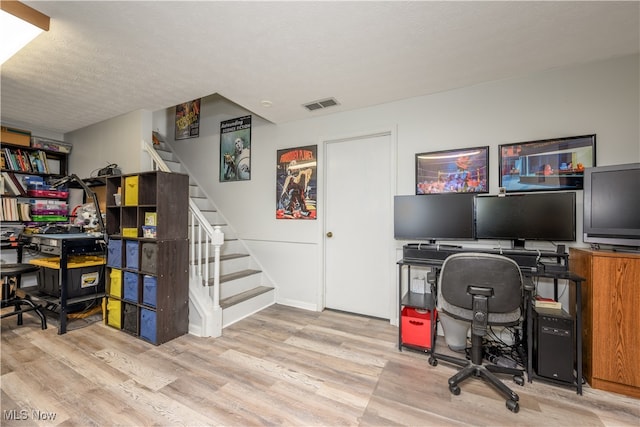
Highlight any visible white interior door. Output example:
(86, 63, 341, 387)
(324, 132, 394, 319)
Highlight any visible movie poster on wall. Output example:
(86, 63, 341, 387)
(219, 115, 251, 181)
(276, 145, 317, 219)
(175, 99, 201, 140)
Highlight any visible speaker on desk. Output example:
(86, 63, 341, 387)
(533, 307, 574, 383)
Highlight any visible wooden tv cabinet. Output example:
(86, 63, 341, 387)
(569, 247, 640, 398)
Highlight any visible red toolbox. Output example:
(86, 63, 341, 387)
(401, 306, 436, 349)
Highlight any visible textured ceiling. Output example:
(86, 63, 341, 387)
(1, 1, 639, 137)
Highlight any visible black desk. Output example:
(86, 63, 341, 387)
(398, 244, 585, 394)
(18, 233, 107, 334)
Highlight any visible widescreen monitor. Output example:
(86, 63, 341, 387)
(394, 194, 475, 242)
(475, 192, 576, 247)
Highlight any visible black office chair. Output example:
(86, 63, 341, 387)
(1, 263, 48, 330)
(428, 252, 524, 413)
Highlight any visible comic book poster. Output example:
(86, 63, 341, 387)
(175, 99, 201, 140)
(276, 145, 317, 219)
(220, 115, 251, 181)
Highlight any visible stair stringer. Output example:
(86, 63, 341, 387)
(188, 274, 223, 338)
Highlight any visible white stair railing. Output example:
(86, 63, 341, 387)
(143, 140, 223, 337)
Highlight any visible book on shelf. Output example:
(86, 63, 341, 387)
(1, 172, 26, 196)
(2, 197, 19, 221)
(18, 202, 31, 221)
(17, 149, 31, 172)
(534, 295, 562, 310)
(1, 148, 52, 174)
(34, 150, 49, 173)
(3, 148, 17, 170)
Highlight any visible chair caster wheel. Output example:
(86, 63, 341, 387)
(506, 400, 519, 413)
(513, 375, 524, 386)
(428, 357, 438, 366)
(449, 385, 461, 396)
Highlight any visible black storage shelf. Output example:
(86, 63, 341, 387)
(1, 142, 69, 225)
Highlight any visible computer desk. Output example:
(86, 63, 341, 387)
(398, 244, 585, 395)
(18, 233, 107, 334)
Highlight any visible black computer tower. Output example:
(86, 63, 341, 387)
(533, 306, 574, 383)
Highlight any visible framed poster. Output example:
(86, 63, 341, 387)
(499, 134, 596, 192)
(175, 99, 201, 140)
(219, 115, 251, 181)
(276, 145, 317, 219)
(415, 146, 489, 194)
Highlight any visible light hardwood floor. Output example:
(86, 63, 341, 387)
(1, 304, 638, 426)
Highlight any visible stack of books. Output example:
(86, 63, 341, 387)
(534, 295, 562, 310)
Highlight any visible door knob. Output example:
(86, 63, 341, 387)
(326, 232, 333, 238)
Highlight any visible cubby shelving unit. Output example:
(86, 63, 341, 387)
(103, 171, 189, 345)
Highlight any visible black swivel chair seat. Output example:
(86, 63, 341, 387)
(1, 263, 47, 330)
(428, 252, 525, 413)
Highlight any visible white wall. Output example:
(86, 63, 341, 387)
(153, 95, 321, 309)
(65, 109, 154, 178)
(277, 54, 638, 310)
(157, 54, 637, 311)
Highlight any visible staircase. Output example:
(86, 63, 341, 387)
(143, 140, 275, 337)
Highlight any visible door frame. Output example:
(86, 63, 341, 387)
(319, 126, 398, 324)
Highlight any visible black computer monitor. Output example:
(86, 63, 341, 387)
(394, 194, 476, 242)
(475, 192, 576, 248)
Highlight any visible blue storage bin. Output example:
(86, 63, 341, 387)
(140, 308, 156, 344)
(107, 239, 122, 268)
(125, 240, 139, 270)
(142, 275, 157, 307)
(123, 272, 138, 302)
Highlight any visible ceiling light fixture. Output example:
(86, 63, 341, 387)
(0, 0, 50, 64)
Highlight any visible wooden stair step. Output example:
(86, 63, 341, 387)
(220, 286, 274, 309)
(190, 253, 248, 266)
(220, 253, 249, 261)
(218, 269, 261, 284)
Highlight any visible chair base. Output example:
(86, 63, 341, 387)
(429, 352, 524, 413)
(1, 264, 47, 330)
(1, 297, 48, 330)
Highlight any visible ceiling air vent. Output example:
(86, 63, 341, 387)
(303, 97, 339, 112)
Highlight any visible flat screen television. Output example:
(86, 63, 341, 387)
(583, 163, 640, 250)
(394, 194, 475, 242)
(499, 134, 596, 193)
(476, 192, 576, 248)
